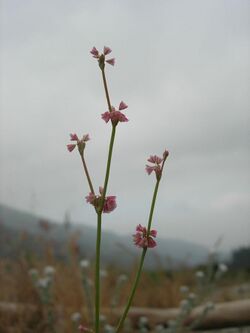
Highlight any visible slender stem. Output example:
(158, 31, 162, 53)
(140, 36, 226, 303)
(115, 179, 162, 332)
(99, 125, 116, 210)
(95, 212, 102, 333)
(94, 67, 117, 333)
(115, 248, 147, 333)
(94, 125, 116, 332)
(101, 69, 112, 112)
(99, 66, 117, 210)
(147, 179, 160, 236)
(80, 154, 95, 194)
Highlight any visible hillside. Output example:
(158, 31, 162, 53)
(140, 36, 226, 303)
(0, 203, 209, 268)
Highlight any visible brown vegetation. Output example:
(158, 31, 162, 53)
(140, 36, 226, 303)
(0, 250, 249, 333)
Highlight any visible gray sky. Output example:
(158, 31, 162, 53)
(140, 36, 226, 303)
(1, 0, 249, 251)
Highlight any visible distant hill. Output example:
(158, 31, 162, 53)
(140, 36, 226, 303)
(0, 203, 209, 268)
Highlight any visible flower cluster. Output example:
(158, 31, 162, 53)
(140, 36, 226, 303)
(133, 224, 157, 249)
(101, 101, 128, 125)
(90, 46, 115, 68)
(85, 187, 117, 214)
(67, 133, 90, 154)
(145, 150, 169, 179)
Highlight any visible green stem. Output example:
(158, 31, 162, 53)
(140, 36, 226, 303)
(80, 154, 95, 194)
(115, 179, 161, 332)
(94, 67, 117, 333)
(102, 69, 112, 112)
(95, 212, 102, 333)
(100, 125, 116, 210)
(94, 127, 116, 332)
(115, 248, 147, 333)
(147, 179, 160, 236)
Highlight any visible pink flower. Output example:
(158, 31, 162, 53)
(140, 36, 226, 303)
(145, 165, 161, 175)
(136, 224, 146, 233)
(111, 111, 128, 123)
(133, 224, 157, 249)
(119, 101, 128, 110)
(147, 237, 157, 248)
(150, 229, 157, 237)
(70, 133, 79, 141)
(103, 46, 112, 55)
(103, 196, 117, 213)
(67, 144, 76, 152)
(85, 192, 96, 204)
(101, 112, 111, 123)
(67, 133, 90, 153)
(147, 155, 163, 164)
(90, 46, 115, 66)
(102, 111, 128, 124)
(85, 187, 117, 214)
(106, 58, 115, 66)
(90, 47, 99, 58)
(146, 150, 169, 179)
(145, 165, 153, 175)
(101, 102, 129, 125)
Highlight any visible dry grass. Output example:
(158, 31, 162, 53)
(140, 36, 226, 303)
(0, 250, 248, 333)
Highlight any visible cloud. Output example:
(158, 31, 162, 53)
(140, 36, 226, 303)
(0, 0, 249, 251)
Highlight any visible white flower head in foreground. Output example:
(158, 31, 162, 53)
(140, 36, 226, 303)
(71, 312, 81, 322)
(219, 263, 228, 273)
(44, 266, 56, 276)
(37, 277, 50, 289)
(196, 271, 205, 279)
(80, 259, 90, 269)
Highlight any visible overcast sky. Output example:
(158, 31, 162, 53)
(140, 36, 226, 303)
(0, 0, 249, 251)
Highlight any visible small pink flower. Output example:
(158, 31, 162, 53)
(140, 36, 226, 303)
(103, 196, 117, 213)
(147, 237, 157, 248)
(101, 112, 111, 123)
(119, 101, 128, 110)
(133, 224, 157, 249)
(106, 58, 115, 66)
(110, 111, 128, 123)
(70, 133, 79, 141)
(67, 133, 90, 153)
(103, 46, 112, 55)
(85, 192, 96, 204)
(90, 46, 115, 66)
(146, 150, 169, 178)
(90, 47, 99, 58)
(101, 103, 129, 125)
(133, 233, 147, 248)
(148, 155, 163, 164)
(150, 229, 157, 237)
(136, 224, 146, 233)
(145, 165, 155, 175)
(67, 144, 76, 152)
(145, 165, 161, 176)
(85, 187, 117, 214)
